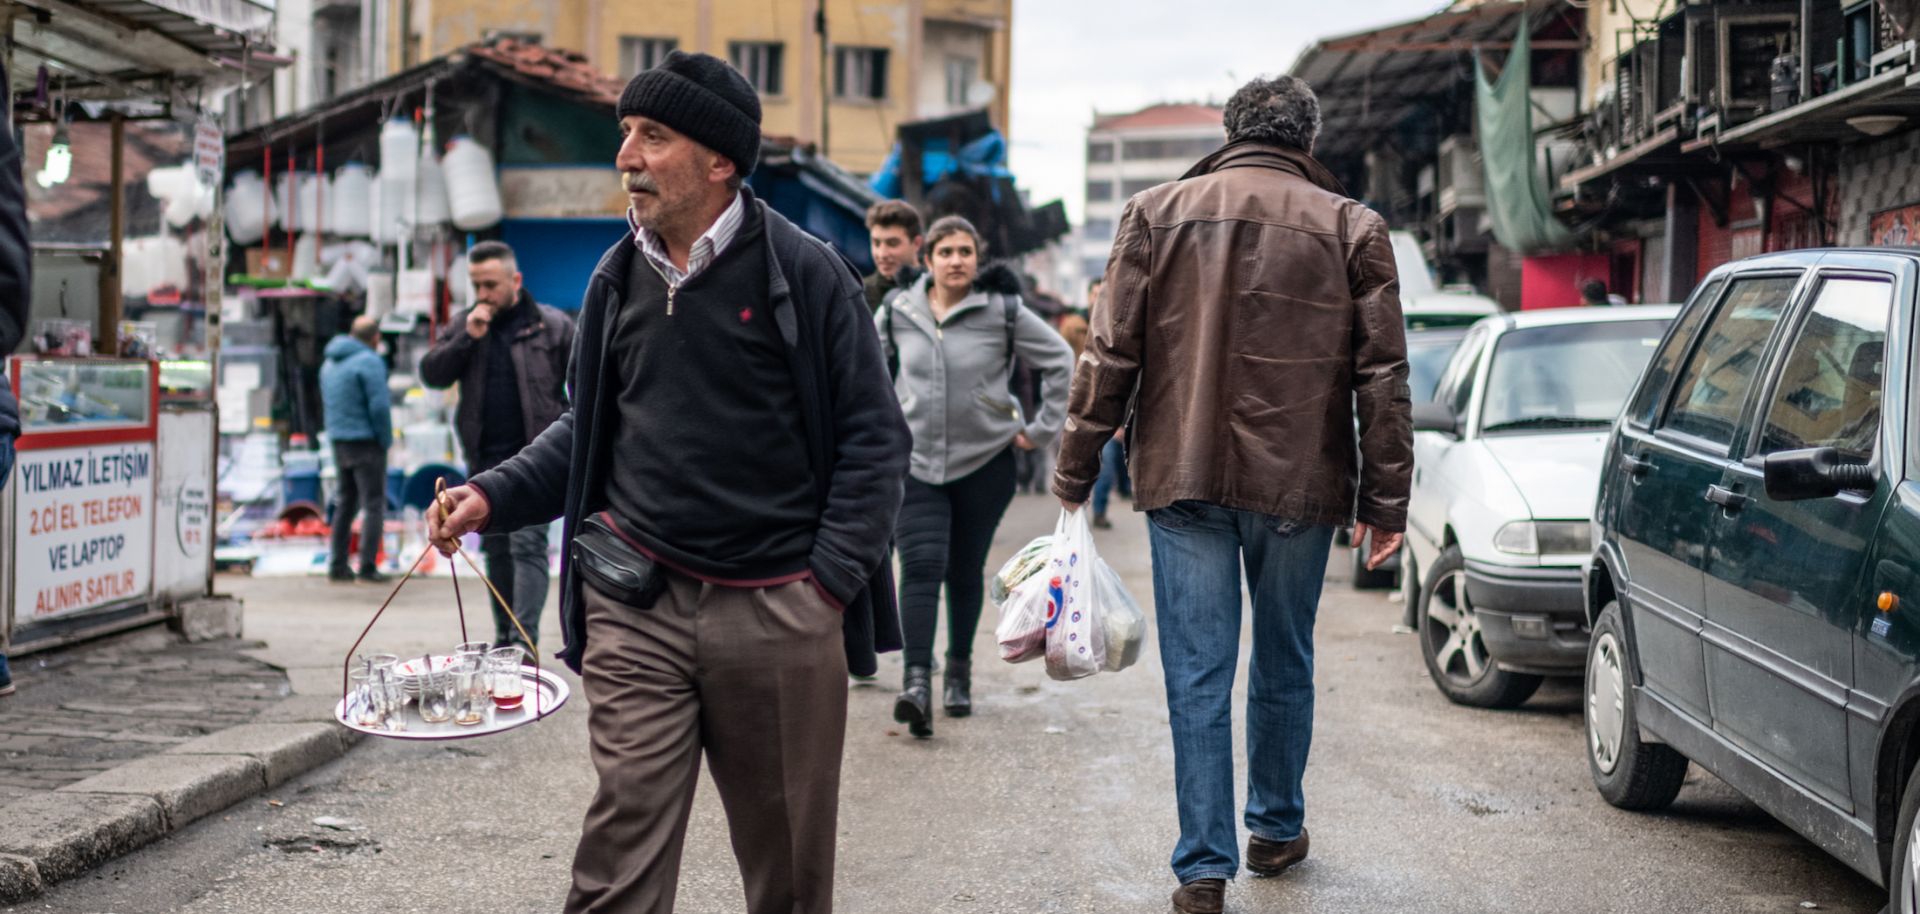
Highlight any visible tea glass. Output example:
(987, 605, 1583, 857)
(487, 646, 527, 711)
(452, 655, 490, 726)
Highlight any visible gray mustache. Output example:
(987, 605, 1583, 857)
(623, 173, 657, 194)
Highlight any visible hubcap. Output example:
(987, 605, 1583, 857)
(1424, 569, 1492, 684)
(1588, 632, 1626, 775)
(1906, 815, 1920, 914)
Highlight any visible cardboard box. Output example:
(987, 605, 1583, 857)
(245, 247, 290, 279)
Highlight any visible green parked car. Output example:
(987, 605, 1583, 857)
(1584, 248, 1920, 907)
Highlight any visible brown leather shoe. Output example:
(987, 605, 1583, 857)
(1170, 878, 1224, 914)
(1245, 827, 1309, 877)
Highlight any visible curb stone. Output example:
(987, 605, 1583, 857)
(0, 696, 360, 904)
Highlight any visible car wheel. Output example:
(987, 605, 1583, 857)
(1349, 528, 1397, 591)
(1889, 758, 1920, 913)
(1586, 600, 1688, 810)
(1418, 545, 1543, 708)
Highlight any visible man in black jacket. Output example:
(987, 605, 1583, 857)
(427, 51, 908, 914)
(419, 241, 573, 651)
(0, 70, 31, 698)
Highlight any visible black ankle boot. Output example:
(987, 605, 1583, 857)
(943, 656, 972, 718)
(894, 664, 933, 738)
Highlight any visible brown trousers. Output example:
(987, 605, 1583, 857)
(565, 575, 849, 914)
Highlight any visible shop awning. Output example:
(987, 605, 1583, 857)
(1288, 0, 1574, 160)
(5, 0, 279, 106)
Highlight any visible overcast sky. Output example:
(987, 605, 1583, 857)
(1007, 0, 1451, 224)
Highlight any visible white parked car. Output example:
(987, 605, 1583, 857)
(1402, 305, 1678, 708)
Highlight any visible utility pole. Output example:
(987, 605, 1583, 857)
(816, 1, 829, 156)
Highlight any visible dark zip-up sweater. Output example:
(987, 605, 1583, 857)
(604, 208, 817, 580)
(467, 188, 910, 676)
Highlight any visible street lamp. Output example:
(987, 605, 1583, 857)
(36, 121, 71, 188)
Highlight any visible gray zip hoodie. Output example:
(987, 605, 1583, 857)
(881, 276, 1075, 485)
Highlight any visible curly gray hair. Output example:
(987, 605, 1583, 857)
(1223, 75, 1322, 153)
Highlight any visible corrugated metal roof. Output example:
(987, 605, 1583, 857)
(1288, 0, 1564, 159)
(6, 0, 278, 104)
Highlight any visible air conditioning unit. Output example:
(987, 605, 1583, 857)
(1437, 135, 1486, 217)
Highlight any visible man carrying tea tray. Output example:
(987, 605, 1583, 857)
(427, 50, 909, 914)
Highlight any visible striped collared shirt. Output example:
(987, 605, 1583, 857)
(627, 191, 746, 288)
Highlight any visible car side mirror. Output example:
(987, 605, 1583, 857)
(1762, 447, 1875, 501)
(1411, 402, 1461, 437)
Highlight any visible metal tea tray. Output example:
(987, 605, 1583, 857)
(333, 664, 570, 741)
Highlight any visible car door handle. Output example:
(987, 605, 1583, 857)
(1704, 485, 1750, 513)
(1621, 453, 1654, 476)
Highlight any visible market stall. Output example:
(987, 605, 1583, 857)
(0, 0, 281, 653)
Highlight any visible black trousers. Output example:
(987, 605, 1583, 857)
(328, 440, 386, 576)
(897, 447, 1017, 668)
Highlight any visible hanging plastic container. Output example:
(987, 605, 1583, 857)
(293, 233, 321, 281)
(297, 173, 328, 235)
(373, 168, 409, 244)
(443, 136, 503, 231)
(225, 171, 272, 245)
(273, 171, 297, 230)
(380, 118, 419, 185)
(331, 163, 374, 238)
(415, 143, 451, 228)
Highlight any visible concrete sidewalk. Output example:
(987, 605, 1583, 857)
(0, 597, 364, 903)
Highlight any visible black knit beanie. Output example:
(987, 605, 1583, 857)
(617, 50, 763, 178)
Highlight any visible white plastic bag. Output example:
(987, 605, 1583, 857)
(991, 534, 1055, 606)
(1093, 558, 1145, 672)
(1043, 508, 1105, 681)
(995, 575, 1049, 663)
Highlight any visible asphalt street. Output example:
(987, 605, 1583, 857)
(4, 494, 1889, 914)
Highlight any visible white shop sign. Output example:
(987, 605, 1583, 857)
(10, 443, 156, 621)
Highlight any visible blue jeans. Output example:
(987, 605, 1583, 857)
(1146, 500, 1334, 884)
(1091, 437, 1130, 516)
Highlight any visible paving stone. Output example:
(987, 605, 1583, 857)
(0, 792, 164, 888)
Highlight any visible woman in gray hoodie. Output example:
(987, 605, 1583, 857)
(879, 215, 1074, 738)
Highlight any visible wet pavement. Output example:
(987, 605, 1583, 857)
(4, 494, 1890, 913)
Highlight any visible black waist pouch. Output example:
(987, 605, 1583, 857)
(572, 514, 670, 610)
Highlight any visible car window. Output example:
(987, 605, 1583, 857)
(1479, 320, 1671, 434)
(1628, 278, 1723, 428)
(1662, 275, 1800, 447)
(1433, 327, 1486, 418)
(1756, 276, 1892, 463)
(1447, 342, 1484, 419)
(1406, 333, 1467, 404)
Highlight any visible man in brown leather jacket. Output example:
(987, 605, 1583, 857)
(1053, 75, 1412, 914)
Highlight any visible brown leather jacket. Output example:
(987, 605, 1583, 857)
(1052, 141, 1413, 531)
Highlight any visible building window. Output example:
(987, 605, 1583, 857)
(1085, 180, 1114, 202)
(730, 41, 785, 96)
(833, 46, 888, 101)
(1121, 178, 1161, 197)
(620, 36, 678, 75)
(1121, 137, 1222, 161)
(1083, 218, 1115, 241)
(1087, 141, 1115, 163)
(944, 56, 979, 108)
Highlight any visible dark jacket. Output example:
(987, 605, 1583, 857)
(1052, 141, 1413, 531)
(0, 68, 30, 438)
(319, 336, 393, 449)
(418, 291, 574, 467)
(863, 263, 923, 313)
(469, 189, 911, 675)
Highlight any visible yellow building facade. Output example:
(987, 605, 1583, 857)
(396, 0, 1012, 173)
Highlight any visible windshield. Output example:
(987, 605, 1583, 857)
(1407, 333, 1467, 404)
(1480, 319, 1671, 434)
(1406, 312, 1491, 331)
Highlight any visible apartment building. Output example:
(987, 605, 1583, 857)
(1079, 103, 1223, 282)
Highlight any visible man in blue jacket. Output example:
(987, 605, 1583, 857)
(429, 51, 907, 914)
(319, 316, 392, 583)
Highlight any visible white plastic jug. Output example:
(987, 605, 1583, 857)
(415, 143, 451, 227)
(225, 170, 272, 245)
(443, 136, 503, 231)
(331, 163, 374, 237)
(380, 118, 420, 185)
(296, 173, 327, 235)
